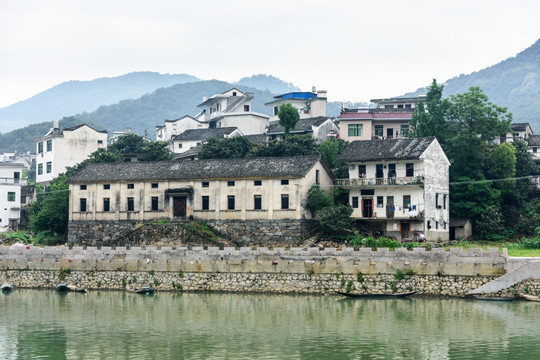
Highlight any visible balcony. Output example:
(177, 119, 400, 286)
(336, 176, 424, 187)
(0, 177, 27, 186)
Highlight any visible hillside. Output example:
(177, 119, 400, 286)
(0, 72, 199, 133)
(235, 74, 300, 94)
(404, 38, 540, 131)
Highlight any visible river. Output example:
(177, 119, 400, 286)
(1, 290, 539, 359)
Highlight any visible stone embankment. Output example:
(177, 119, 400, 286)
(1, 244, 537, 296)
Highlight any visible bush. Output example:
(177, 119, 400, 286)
(318, 205, 354, 235)
(305, 185, 333, 216)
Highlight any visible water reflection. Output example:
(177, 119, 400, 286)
(1, 290, 539, 359)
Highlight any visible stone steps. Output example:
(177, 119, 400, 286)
(468, 260, 540, 294)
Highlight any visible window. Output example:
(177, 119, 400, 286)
(400, 125, 409, 136)
(21, 196, 26, 204)
(254, 180, 262, 186)
(403, 195, 411, 209)
(316, 170, 320, 184)
(151, 183, 158, 189)
(405, 104, 412, 109)
(98, 140, 103, 144)
(227, 195, 235, 210)
(202, 181, 209, 188)
(38, 164, 43, 175)
(361, 189, 374, 195)
(397, 104, 404, 109)
(358, 165, 366, 178)
(127, 184, 134, 189)
(38, 142, 43, 153)
(377, 196, 384, 208)
(406, 163, 414, 177)
(281, 194, 289, 209)
(80, 185, 87, 190)
(46, 162, 52, 174)
(281, 179, 289, 185)
(352, 196, 359, 208)
(254, 195, 262, 210)
(127, 197, 134, 211)
(7, 192, 16, 202)
(151, 197, 158, 211)
(374, 125, 383, 137)
(274, 106, 279, 116)
(46, 140, 52, 151)
(104, 184, 110, 190)
(232, 91, 237, 96)
(244, 105, 250, 112)
(196, 142, 202, 147)
(534, 148, 538, 153)
(202, 196, 209, 210)
(178, 143, 183, 148)
(348, 124, 363, 137)
(443, 194, 447, 210)
(227, 181, 235, 187)
(384, 105, 394, 109)
(386, 128, 394, 139)
(80, 198, 87, 212)
(103, 198, 110, 212)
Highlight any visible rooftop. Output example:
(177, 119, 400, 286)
(69, 155, 324, 182)
(267, 117, 332, 135)
(337, 137, 436, 162)
(173, 127, 239, 141)
(528, 135, 540, 146)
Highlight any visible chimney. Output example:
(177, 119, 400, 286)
(312, 86, 317, 93)
(53, 120, 59, 129)
(317, 90, 327, 98)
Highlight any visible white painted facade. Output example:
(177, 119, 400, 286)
(155, 116, 208, 142)
(0, 164, 25, 229)
(265, 90, 328, 122)
(35, 124, 108, 184)
(172, 128, 243, 154)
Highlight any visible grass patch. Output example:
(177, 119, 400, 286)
(445, 240, 540, 257)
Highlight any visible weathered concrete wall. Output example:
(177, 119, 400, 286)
(67, 220, 318, 247)
(0, 245, 514, 296)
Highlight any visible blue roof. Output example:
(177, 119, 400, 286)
(276, 92, 317, 100)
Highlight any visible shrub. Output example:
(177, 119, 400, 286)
(319, 205, 354, 235)
(305, 185, 333, 216)
(394, 269, 405, 280)
(403, 242, 420, 250)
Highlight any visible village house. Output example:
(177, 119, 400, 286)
(338, 96, 425, 143)
(0, 163, 25, 230)
(494, 122, 534, 145)
(155, 115, 208, 144)
(67, 155, 333, 224)
(337, 137, 450, 241)
(35, 121, 108, 184)
(266, 116, 339, 143)
(265, 87, 328, 122)
(171, 127, 243, 154)
(197, 88, 269, 135)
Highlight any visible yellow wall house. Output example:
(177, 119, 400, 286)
(67, 155, 334, 223)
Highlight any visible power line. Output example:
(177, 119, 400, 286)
(450, 175, 540, 186)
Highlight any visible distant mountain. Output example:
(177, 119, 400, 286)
(0, 72, 199, 133)
(404, 38, 540, 131)
(235, 74, 300, 94)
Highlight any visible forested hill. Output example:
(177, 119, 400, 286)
(235, 74, 300, 93)
(404, 38, 540, 131)
(0, 72, 200, 133)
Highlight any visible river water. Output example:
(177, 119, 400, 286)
(1, 290, 539, 359)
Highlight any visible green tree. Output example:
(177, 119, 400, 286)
(248, 134, 319, 157)
(319, 138, 349, 178)
(139, 141, 173, 161)
(305, 185, 333, 216)
(318, 205, 354, 235)
(198, 136, 253, 159)
(277, 103, 300, 138)
(29, 174, 69, 236)
(109, 133, 146, 154)
(409, 79, 450, 142)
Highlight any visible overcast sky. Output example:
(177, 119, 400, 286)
(1, 0, 539, 108)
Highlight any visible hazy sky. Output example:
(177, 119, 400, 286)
(1, 0, 539, 108)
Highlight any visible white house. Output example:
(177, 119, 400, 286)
(338, 96, 425, 143)
(171, 127, 243, 153)
(0, 163, 25, 230)
(67, 155, 334, 223)
(266, 116, 339, 143)
(337, 137, 450, 241)
(155, 115, 209, 143)
(35, 121, 108, 184)
(265, 88, 327, 123)
(494, 123, 534, 145)
(197, 88, 270, 135)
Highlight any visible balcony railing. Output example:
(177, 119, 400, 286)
(0, 178, 27, 186)
(336, 176, 424, 187)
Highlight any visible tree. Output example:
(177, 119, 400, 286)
(29, 174, 69, 236)
(318, 205, 354, 235)
(109, 133, 146, 154)
(319, 138, 349, 178)
(277, 103, 300, 138)
(409, 79, 450, 143)
(138, 141, 173, 161)
(248, 134, 319, 157)
(198, 136, 253, 159)
(305, 185, 333, 217)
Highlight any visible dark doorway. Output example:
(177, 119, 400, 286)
(386, 128, 394, 139)
(362, 198, 373, 218)
(173, 197, 187, 220)
(400, 221, 410, 239)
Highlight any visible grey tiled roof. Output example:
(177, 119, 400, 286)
(528, 135, 540, 146)
(337, 137, 436, 162)
(267, 117, 332, 135)
(511, 123, 531, 132)
(173, 127, 238, 141)
(245, 134, 268, 145)
(63, 124, 108, 133)
(68, 155, 323, 182)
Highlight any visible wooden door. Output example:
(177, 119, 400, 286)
(173, 197, 187, 220)
(400, 222, 410, 239)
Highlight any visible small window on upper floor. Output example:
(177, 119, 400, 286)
(397, 104, 404, 109)
(178, 143, 183, 148)
(384, 105, 394, 109)
(127, 184, 134, 189)
(281, 179, 289, 185)
(38, 142, 43, 154)
(98, 140, 103, 144)
(103, 184, 110, 190)
(46, 140, 52, 152)
(244, 105, 250, 112)
(202, 181, 209, 188)
(80, 185, 87, 190)
(232, 91, 237, 96)
(228, 181, 235, 187)
(151, 183, 158, 189)
(405, 104, 412, 109)
(254, 180, 262, 186)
